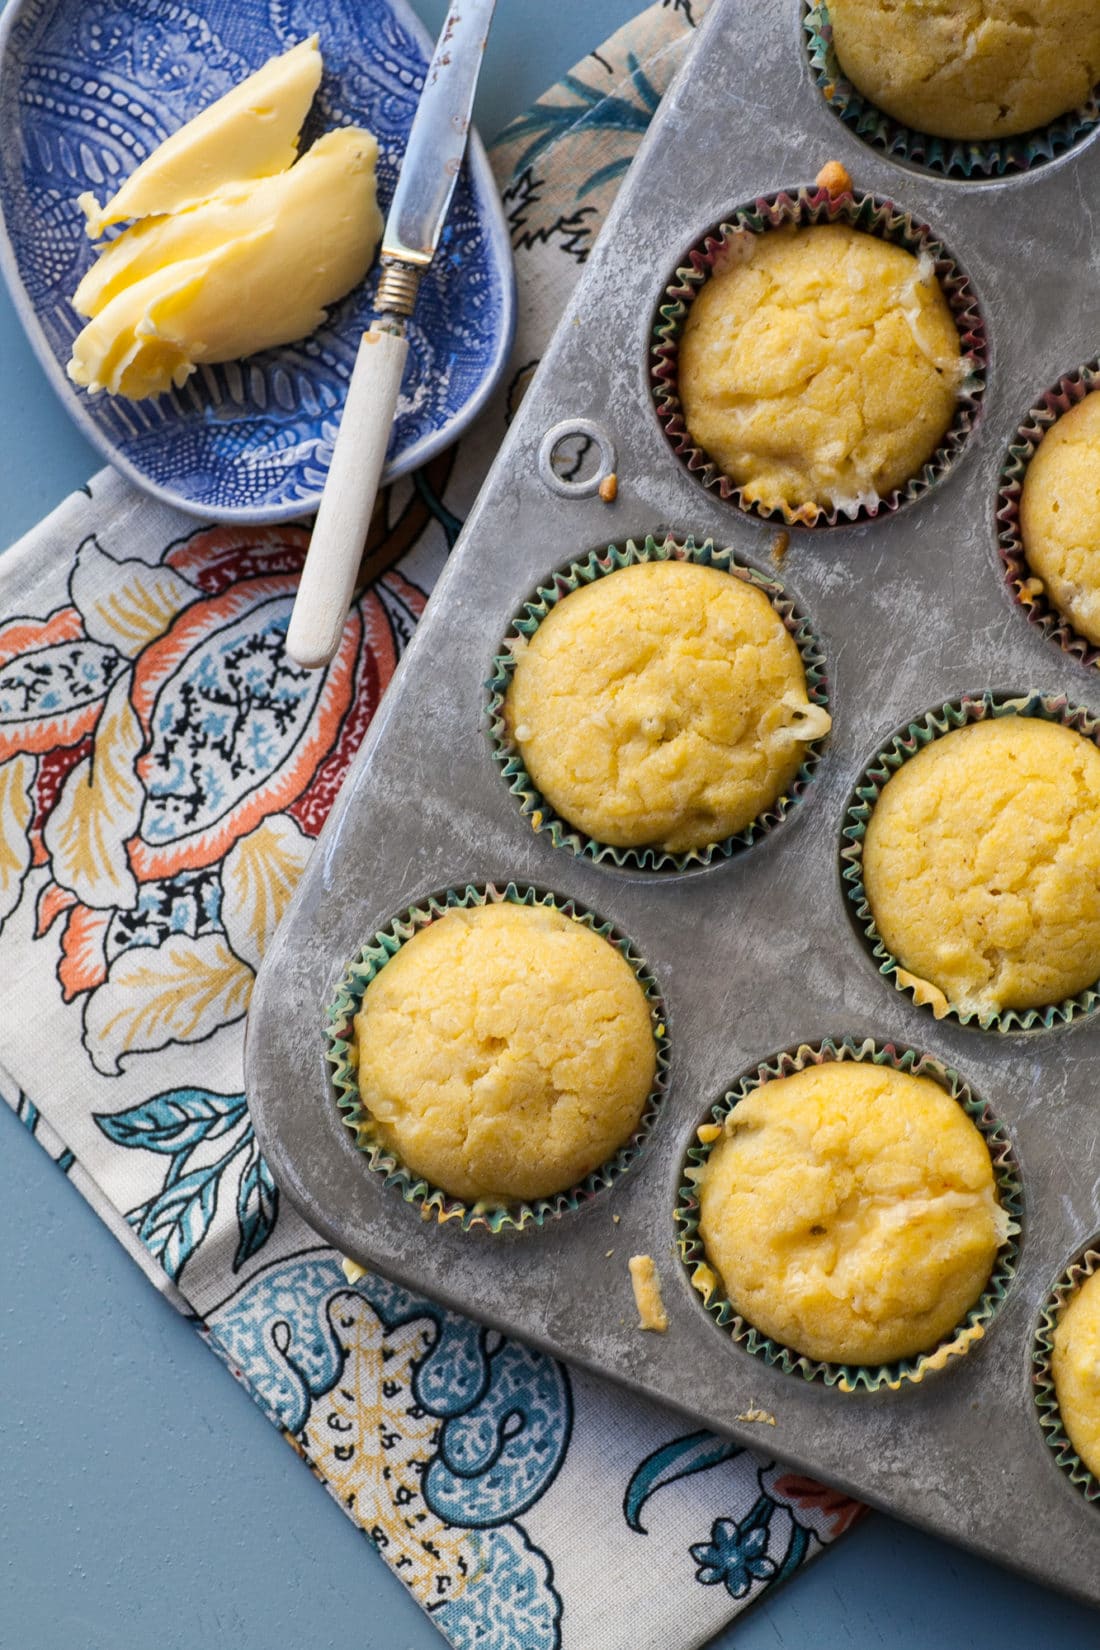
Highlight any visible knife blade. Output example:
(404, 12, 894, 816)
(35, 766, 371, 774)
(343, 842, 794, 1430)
(383, 0, 498, 274)
(286, 0, 498, 670)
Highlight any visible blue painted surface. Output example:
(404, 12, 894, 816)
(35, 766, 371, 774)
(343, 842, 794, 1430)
(2, 1, 1100, 1645)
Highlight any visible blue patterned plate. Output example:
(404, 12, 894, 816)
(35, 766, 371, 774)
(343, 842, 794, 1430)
(0, 0, 515, 522)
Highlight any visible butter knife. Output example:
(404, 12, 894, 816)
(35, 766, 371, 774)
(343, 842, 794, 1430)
(286, 0, 497, 670)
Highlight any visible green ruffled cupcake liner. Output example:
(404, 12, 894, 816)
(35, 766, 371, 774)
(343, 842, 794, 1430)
(803, 1, 1100, 179)
(1034, 1243, 1100, 1504)
(997, 361, 1100, 669)
(324, 881, 670, 1234)
(651, 188, 986, 528)
(841, 691, 1100, 1033)
(485, 534, 830, 873)
(673, 1035, 1022, 1392)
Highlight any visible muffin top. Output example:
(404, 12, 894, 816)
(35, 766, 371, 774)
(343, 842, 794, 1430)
(677, 224, 962, 517)
(828, 0, 1100, 141)
(697, 1060, 1004, 1366)
(351, 901, 657, 1205)
(1020, 391, 1100, 647)
(862, 715, 1100, 1016)
(503, 560, 830, 854)
(1052, 1265, 1100, 1480)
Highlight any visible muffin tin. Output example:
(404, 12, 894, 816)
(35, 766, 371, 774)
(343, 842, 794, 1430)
(246, 0, 1100, 1605)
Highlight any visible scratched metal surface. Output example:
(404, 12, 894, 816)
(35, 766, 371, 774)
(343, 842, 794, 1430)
(247, 0, 1100, 1604)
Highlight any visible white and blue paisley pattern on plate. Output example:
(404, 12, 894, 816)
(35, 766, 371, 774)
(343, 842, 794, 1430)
(0, 0, 515, 522)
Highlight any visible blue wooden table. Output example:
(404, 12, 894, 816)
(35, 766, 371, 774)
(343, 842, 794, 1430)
(2, 2, 1098, 1644)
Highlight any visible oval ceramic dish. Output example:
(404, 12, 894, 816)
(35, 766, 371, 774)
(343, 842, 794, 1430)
(0, 0, 515, 522)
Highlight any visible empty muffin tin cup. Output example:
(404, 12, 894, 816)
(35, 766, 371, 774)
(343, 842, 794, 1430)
(324, 881, 670, 1234)
(803, 1, 1100, 179)
(841, 690, 1100, 1033)
(997, 360, 1100, 668)
(485, 534, 830, 873)
(1033, 1244, 1100, 1504)
(650, 186, 986, 528)
(674, 1035, 1022, 1392)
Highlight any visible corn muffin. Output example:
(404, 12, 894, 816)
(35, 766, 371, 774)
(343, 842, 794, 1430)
(503, 561, 830, 854)
(697, 1061, 1004, 1366)
(863, 715, 1100, 1017)
(828, 0, 1100, 142)
(677, 224, 962, 515)
(1020, 392, 1100, 647)
(351, 902, 656, 1204)
(1052, 1266, 1100, 1479)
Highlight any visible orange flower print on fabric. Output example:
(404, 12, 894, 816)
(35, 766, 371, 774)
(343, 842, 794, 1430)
(771, 1475, 866, 1539)
(0, 522, 427, 1075)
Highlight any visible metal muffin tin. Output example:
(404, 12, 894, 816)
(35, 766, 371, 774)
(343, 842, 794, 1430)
(247, 0, 1100, 1605)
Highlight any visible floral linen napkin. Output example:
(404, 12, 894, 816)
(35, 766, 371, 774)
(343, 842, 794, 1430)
(0, 4, 861, 1645)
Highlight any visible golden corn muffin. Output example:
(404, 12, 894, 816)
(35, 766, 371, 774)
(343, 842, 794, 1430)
(351, 902, 656, 1204)
(1020, 391, 1100, 647)
(697, 1061, 1004, 1366)
(828, 0, 1100, 141)
(863, 716, 1100, 1017)
(504, 561, 830, 854)
(677, 224, 962, 515)
(1052, 1266, 1100, 1479)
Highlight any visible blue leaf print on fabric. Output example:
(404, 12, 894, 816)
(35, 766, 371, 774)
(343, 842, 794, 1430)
(95, 1087, 246, 1153)
(624, 1434, 821, 1606)
(234, 1143, 279, 1271)
(432, 1522, 561, 1650)
(136, 1159, 222, 1280)
(94, 1087, 277, 1283)
(14, 1091, 39, 1132)
(502, 55, 660, 182)
(624, 1430, 744, 1533)
(425, 1338, 573, 1528)
(206, 1251, 568, 1648)
(414, 1318, 494, 1418)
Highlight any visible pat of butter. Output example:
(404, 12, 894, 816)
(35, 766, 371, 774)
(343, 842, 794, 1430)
(78, 37, 323, 238)
(69, 129, 382, 398)
(68, 39, 382, 402)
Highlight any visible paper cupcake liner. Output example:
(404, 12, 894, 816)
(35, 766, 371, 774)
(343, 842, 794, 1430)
(324, 881, 670, 1234)
(650, 188, 986, 528)
(803, 1, 1100, 179)
(1033, 1243, 1100, 1504)
(997, 361, 1100, 669)
(673, 1036, 1022, 1392)
(841, 691, 1100, 1032)
(485, 534, 830, 873)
